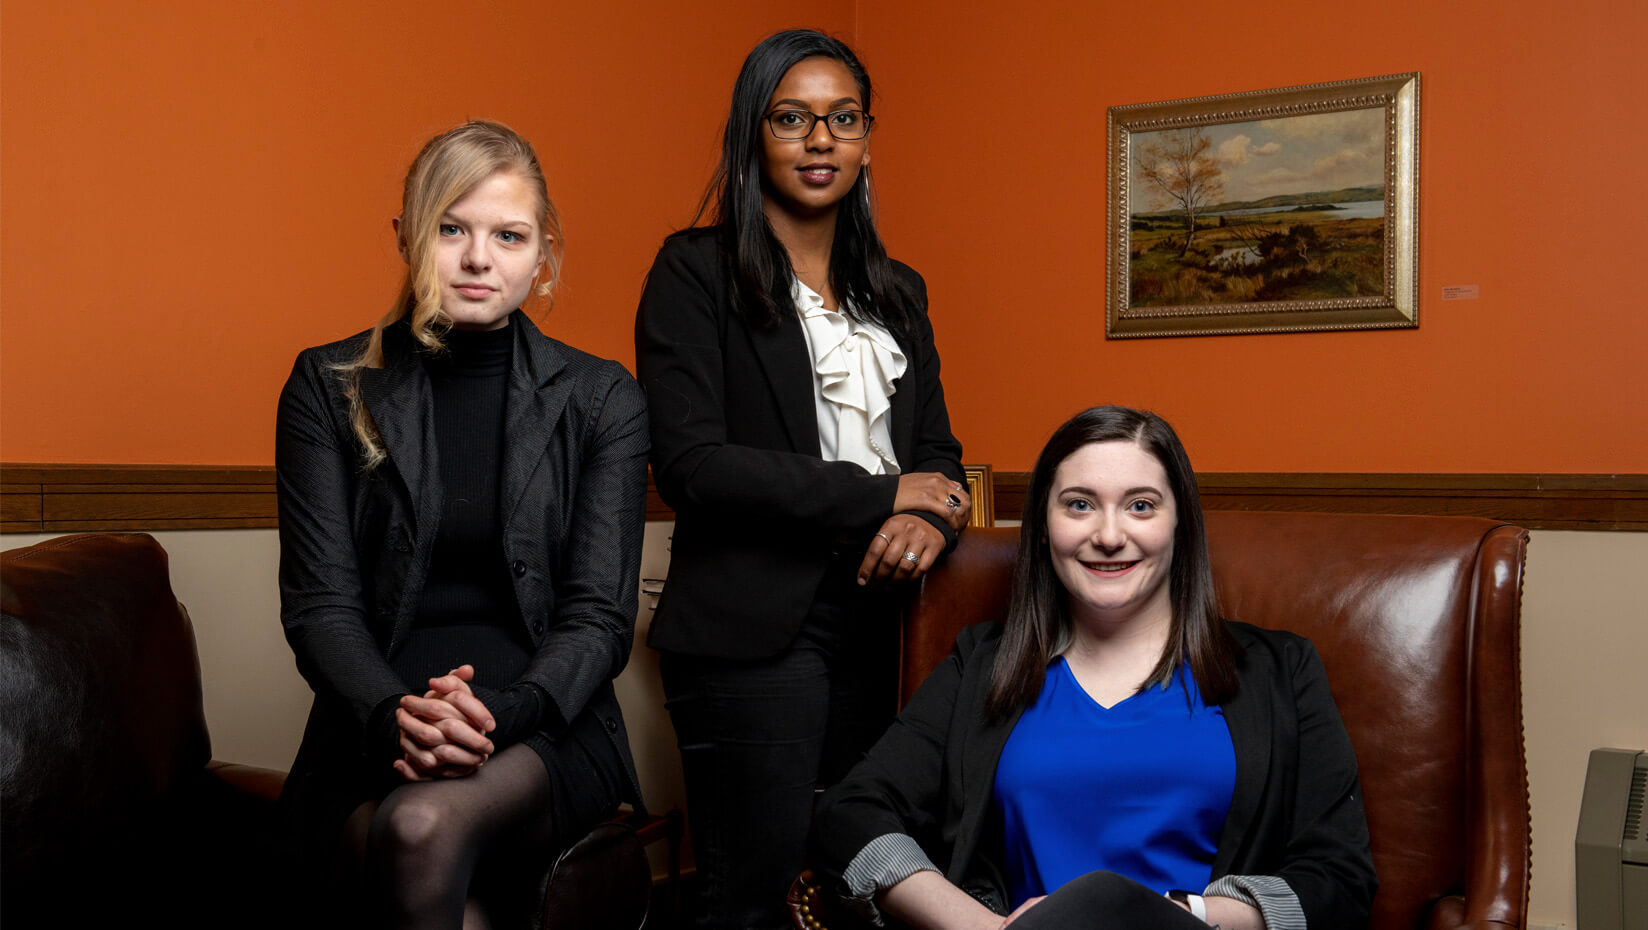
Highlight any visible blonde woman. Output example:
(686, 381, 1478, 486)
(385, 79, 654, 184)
(275, 120, 647, 928)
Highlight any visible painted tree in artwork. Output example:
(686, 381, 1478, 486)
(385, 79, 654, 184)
(1137, 128, 1224, 253)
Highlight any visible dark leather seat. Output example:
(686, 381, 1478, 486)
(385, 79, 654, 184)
(793, 511, 1532, 930)
(2, 532, 285, 926)
(2, 532, 653, 929)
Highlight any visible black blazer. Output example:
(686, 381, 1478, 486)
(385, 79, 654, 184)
(634, 228, 965, 659)
(811, 622, 1377, 927)
(275, 311, 648, 844)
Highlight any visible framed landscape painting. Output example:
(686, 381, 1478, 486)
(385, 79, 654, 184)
(1107, 73, 1419, 338)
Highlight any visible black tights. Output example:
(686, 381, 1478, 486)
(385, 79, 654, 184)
(337, 745, 556, 930)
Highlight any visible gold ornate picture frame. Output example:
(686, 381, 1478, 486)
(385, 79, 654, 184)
(963, 464, 994, 527)
(1107, 73, 1419, 338)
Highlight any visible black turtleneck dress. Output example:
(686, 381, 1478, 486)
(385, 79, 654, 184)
(390, 324, 545, 744)
(384, 322, 622, 819)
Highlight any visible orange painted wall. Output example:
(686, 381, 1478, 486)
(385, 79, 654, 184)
(4, 1, 1645, 473)
(857, 0, 1648, 471)
(0, 1, 853, 464)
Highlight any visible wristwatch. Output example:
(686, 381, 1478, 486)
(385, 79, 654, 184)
(1166, 889, 1208, 922)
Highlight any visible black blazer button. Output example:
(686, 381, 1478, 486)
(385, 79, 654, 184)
(603, 717, 618, 733)
(512, 560, 527, 577)
(532, 620, 544, 635)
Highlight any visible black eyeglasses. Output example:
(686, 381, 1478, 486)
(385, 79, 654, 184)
(763, 108, 875, 141)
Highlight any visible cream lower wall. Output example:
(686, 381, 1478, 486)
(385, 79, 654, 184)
(5, 525, 1643, 925)
(0, 525, 686, 819)
(3, 529, 303, 769)
(1519, 530, 1648, 928)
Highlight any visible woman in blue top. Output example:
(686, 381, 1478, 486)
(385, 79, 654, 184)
(811, 406, 1376, 929)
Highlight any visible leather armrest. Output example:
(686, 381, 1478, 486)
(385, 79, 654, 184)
(1424, 893, 1526, 930)
(204, 759, 287, 805)
(539, 822, 651, 929)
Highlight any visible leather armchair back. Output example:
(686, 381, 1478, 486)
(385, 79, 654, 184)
(1, 533, 212, 874)
(1, 532, 284, 926)
(2, 532, 650, 930)
(899, 512, 1531, 930)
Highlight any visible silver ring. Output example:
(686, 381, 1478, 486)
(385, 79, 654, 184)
(875, 533, 892, 544)
(902, 551, 919, 563)
(946, 494, 960, 510)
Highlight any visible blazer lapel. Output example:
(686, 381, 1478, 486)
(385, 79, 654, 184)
(951, 701, 1022, 878)
(1212, 653, 1272, 877)
(746, 309, 822, 455)
(358, 326, 438, 531)
(888, 337, 916, 467)
(500, 313, 573, 522)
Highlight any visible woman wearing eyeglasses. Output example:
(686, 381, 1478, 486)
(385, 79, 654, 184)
(634, 29, 970, 929)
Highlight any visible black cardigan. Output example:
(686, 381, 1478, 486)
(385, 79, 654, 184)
(274, 311, 649, 848)
(634, 228, 965, 659)
(811, 621, 1377, 928)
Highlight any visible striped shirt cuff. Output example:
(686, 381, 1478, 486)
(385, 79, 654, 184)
(841, 833, 941, 926)
(1204, 874, 1304, 930)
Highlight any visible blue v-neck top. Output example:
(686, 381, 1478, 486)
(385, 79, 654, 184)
(992, 657, 1236, 908)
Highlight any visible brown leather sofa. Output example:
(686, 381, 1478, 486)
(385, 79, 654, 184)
(791, 511, 1532, 930)
(1, 532, 651, 929)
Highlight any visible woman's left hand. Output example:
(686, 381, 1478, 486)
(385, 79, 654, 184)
(858, 514, 947, 586)
(1201, 895, 1264, 929)
(420, 665, 496, 734)
(894, 472, 972, 533)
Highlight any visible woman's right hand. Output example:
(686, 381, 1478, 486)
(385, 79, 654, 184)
(894, 472, 971, 532)
(392, 665, 496, 780)
(1000, 895, 1045, 927)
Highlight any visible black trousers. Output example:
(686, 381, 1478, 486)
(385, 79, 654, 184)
(661, 562, 901, 930)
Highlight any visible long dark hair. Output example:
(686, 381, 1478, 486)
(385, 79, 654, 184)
(684, 28, 920, 345)
(987, 406, 1240, 719)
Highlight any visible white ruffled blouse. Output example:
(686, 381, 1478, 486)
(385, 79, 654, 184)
(792, 278, 906, 476)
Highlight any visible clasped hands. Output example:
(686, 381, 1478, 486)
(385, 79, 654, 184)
(857, 472, 972, 586)
(393, 664, 496, 781)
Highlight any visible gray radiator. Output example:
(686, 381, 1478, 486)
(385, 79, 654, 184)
(1576, 748, 1648, 930)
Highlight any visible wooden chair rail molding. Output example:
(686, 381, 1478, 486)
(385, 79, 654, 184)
(3, 463, 1643, 533)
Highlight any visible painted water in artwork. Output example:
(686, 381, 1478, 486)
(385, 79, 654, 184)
(1127, 108, 1387, 307)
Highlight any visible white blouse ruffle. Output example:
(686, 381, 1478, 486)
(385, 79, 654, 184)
(793, 279, 906, 476)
